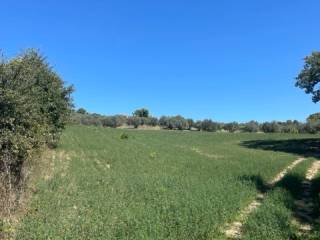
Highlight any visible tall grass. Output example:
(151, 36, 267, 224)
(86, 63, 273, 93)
(15, 126, 319, 239)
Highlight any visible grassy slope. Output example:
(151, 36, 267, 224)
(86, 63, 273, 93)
(15, 126, 319, 239)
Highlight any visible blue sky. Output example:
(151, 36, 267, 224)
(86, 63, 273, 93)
(1, 0, 319, 122)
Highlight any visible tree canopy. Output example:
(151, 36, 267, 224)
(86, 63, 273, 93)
(133, 108, 149, 118)
(296, 51, 320, 103)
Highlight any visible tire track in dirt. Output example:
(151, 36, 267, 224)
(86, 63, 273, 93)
(224, 157, 306, 239)
(176, 145, 223, 159)
(292, 160, 320, 234)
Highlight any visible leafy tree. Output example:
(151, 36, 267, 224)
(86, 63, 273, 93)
(172, 115, 188, 130)
(281, 120, 299, 134)
(186, 119, 194, 130)
(127, 116, 142, 128)
(77, 108, 87, 114)
(304, 122, 318, 134)
(223, 122, 239, 133)
(159, 115, 188, 130)
(261, 121, 281, 133)
(305, 112, 320, 133)
(200, 119, 219, 132)
(145, 117, 158, 126)
(296, 52, 320, 102)
(133, 108, 149, 118)
(307, 112, 320, 123)
(244, 121, 260, 132)
(194, 121, 202, 131)
(101, 115, 127, 128)
(159, 116, 169, 128)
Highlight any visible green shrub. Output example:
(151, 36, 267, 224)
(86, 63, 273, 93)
(244, 121, 260, 132)
(120, 133, 129, 139)
(0, 49, 73, 183)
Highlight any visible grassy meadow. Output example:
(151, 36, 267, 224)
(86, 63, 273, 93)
(14, 126, 320, 239)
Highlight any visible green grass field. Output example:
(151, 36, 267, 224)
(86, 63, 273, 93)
(15, 126, 320, 239)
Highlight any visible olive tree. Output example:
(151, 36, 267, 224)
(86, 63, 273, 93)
(133, 108, 149, 118)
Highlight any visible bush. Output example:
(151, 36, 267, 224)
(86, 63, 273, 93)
(120, 133, 129, 139)
(223, 122, 240, 133)
(159, 115, 189, 130)
(244, 121, 260, 132)
(0, 49, 73, 183)
(199, 119, 219, 132)
(101, 115, 127, 128)
(186, 119, 194, 130)
(77, 108, 87, 114)
(261, 122, 281, 133)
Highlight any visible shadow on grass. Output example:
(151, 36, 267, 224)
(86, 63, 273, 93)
(240, 173, 312, 224)
(240, 138, 320, 236)
(241, 138, 320, 159)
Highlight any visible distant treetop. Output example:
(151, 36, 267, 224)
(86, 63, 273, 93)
(133, 108, 149, 118)
(77, 108, 87, 114)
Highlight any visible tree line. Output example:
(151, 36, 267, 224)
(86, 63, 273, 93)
(72, 108, 320, 134)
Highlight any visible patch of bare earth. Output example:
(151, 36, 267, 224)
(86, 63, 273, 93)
(190, 147, 223, 159)
(177, 145, 223, 159)
(224, 157, 306, 239)
(292, 160, 320, 234)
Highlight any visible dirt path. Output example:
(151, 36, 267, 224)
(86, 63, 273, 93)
(292, 160, 320, 234)
(176, 145, 223, 159)
(224, 157, 306, 239)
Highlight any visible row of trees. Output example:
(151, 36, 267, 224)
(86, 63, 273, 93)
(0, 50, 73, 186)
(72, 50, 320, 133)
(72, 108, 320, 134)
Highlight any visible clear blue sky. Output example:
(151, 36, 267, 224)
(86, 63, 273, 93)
(1, 0, 319, 122)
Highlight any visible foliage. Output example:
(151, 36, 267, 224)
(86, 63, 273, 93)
(127, 116, 158, 128)
(223, 122, 240, 132)
(0, 49, 73, 181)
(159, 115, 189, 130)
(133, 108, 149, 118)
(307, 112, 320, 123)
(71, 109, 320, 134)
(199, 119, 219, 132)
(280, 120, 299, 134)
(186, 118, 194, 130)
(306, 112, 320, 132)
(120, 132, 129, 139)
(244, 121, 260, 132)
(296, 52, 320, 103)
(76, 108, 87, 114)
(261, 121, 281, 133)
(102, 115, 127, 128)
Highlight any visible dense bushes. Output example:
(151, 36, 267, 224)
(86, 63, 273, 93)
(244, 121, 260, 132)
(0, 50, 73, 183)
(159, 115, 189, 130)
(72, 108, 320, 134)
(198, 119, 219, 132)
